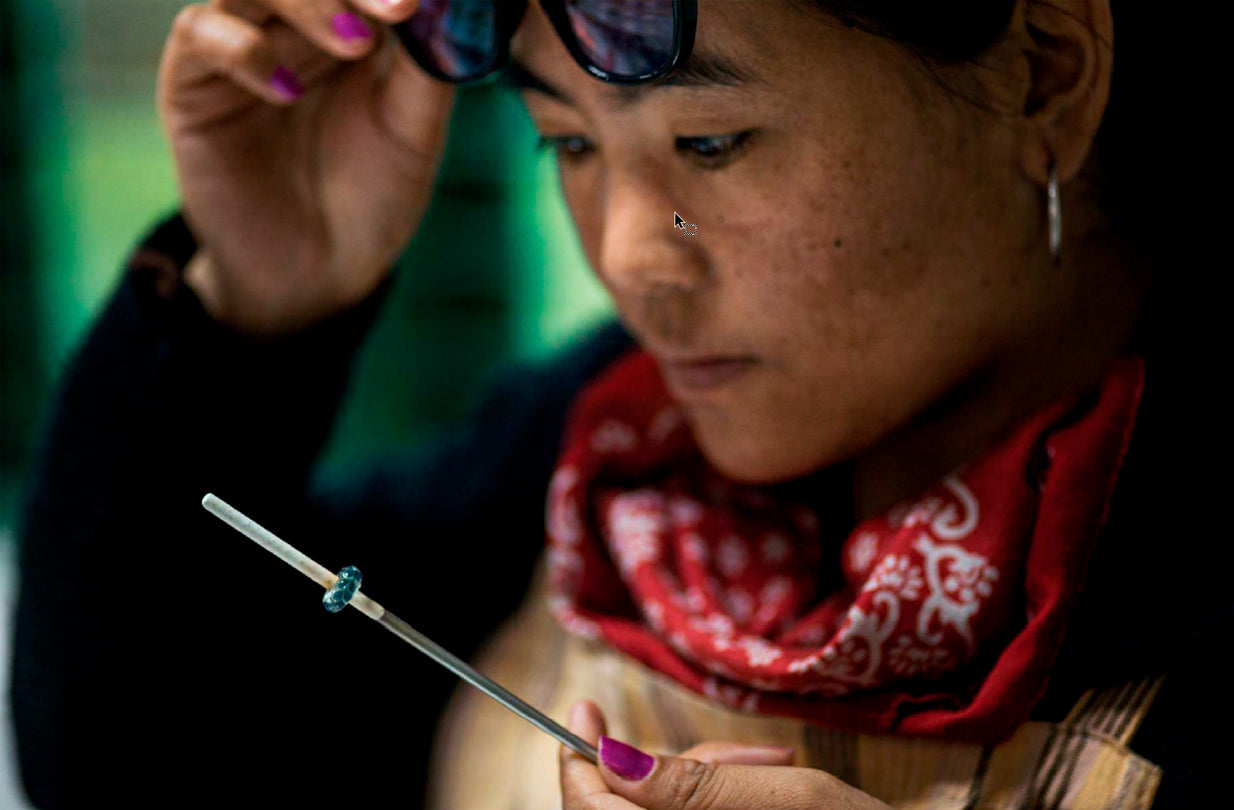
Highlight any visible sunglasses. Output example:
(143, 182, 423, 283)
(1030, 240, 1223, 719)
(392, 0, 698, 85)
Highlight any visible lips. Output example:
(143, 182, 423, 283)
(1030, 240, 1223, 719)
(657, 355, 758, 393)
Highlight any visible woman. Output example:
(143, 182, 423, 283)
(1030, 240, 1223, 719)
(10, 0, 1216, 807)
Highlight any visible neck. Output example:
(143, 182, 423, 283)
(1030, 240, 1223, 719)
(847, 223, 1151, 523)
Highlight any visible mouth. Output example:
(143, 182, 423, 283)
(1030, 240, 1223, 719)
(656, 354, 759, 394)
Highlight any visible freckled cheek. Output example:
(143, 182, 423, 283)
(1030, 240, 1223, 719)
(726, 230, 869, 364)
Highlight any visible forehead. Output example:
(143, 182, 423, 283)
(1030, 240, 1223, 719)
(509, 0, 806, 104)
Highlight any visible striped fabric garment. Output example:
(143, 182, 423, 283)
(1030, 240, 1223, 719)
(428, 567, 1163, 810)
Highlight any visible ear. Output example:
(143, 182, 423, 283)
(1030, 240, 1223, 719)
(1013, 0, 1114, 185)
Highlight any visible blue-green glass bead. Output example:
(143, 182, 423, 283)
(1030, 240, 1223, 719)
(323, 565, 362, 613)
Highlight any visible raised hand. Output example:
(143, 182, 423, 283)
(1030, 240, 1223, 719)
(158, 0, 456, 334)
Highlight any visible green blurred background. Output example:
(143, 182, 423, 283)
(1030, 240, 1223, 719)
(0, 0, 617, 535)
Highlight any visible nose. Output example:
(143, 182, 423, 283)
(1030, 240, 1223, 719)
(597, 165, 710, 299)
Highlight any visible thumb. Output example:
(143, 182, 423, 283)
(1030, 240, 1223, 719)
(373, 28, 456, 158)
(680, 741, 796, 767)
(597, 737, 796, 810)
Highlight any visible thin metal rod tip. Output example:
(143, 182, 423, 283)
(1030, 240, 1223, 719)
(201, 493, 335, 589)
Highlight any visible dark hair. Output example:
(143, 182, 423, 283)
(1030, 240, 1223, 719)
(800, 1, 1017, 63)
(796, 1, 1179, 276)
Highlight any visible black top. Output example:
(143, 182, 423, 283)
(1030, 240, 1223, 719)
(9, 212, 1224, 807)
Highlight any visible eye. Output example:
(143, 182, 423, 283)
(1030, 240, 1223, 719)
(677, 130, 756, 166)
(534, 134, 594, 162)
(533, 129, 757, 167)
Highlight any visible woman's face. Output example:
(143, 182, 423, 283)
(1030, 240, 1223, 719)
(512, 1, 1053, 484)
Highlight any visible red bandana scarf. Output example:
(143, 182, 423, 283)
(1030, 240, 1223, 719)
(545, 351, 1145, 743)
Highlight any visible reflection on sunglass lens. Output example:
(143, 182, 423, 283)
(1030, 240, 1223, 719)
(565, 0, 676, 78)
(395, 0, 500, 80)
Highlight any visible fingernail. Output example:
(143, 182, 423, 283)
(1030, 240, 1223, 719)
(332, 12, 371, 41)
(599, 736, 655, 782)
(269, 65, 303, 100)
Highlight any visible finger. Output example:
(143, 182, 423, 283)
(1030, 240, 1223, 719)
(560, 701, 619, 808)
(349, 0, 422, 25)
(210, 0, 273, 25)
(678, 742, 796, 767)
(365, 22, 456, 158)
(217, 0, 381, 61)
(567, 699, 606, 747)
(164, 4, 306, 106)
(598, 740, 829, 810)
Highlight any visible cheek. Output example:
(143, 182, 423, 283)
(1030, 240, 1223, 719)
(688, 157, 1022, 481)
(557, 166, 606, 272)
(705, 156, 920, 363)
(724, 109, 1017, 366)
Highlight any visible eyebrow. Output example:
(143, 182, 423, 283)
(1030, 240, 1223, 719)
(502, 48, 761, 107)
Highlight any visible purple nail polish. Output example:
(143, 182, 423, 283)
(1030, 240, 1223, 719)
(332, 12, 371, 41)
(269, 65, 303, 100)
(600, 736, 655, 782)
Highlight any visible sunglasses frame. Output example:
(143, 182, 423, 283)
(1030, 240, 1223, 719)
(395, 0, 698, 86)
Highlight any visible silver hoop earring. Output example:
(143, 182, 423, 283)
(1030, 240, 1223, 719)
(1047, 162, 1062, 266)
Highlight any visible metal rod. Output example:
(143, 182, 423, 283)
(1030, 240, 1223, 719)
(201, 493, 597, 764)
(376, 611, 597, 763)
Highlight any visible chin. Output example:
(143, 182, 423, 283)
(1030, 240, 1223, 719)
(692, 423, 826, 486)
(680, 392, 866, 486)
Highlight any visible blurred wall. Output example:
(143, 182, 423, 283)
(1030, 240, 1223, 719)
(0, 0, 616, 526)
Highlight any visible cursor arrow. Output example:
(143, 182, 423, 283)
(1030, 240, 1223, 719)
(674, 212, 685, 229)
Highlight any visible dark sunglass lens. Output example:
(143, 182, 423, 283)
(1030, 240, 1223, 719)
(565, 0, 676, 79)
(394, 0, 501, 81)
